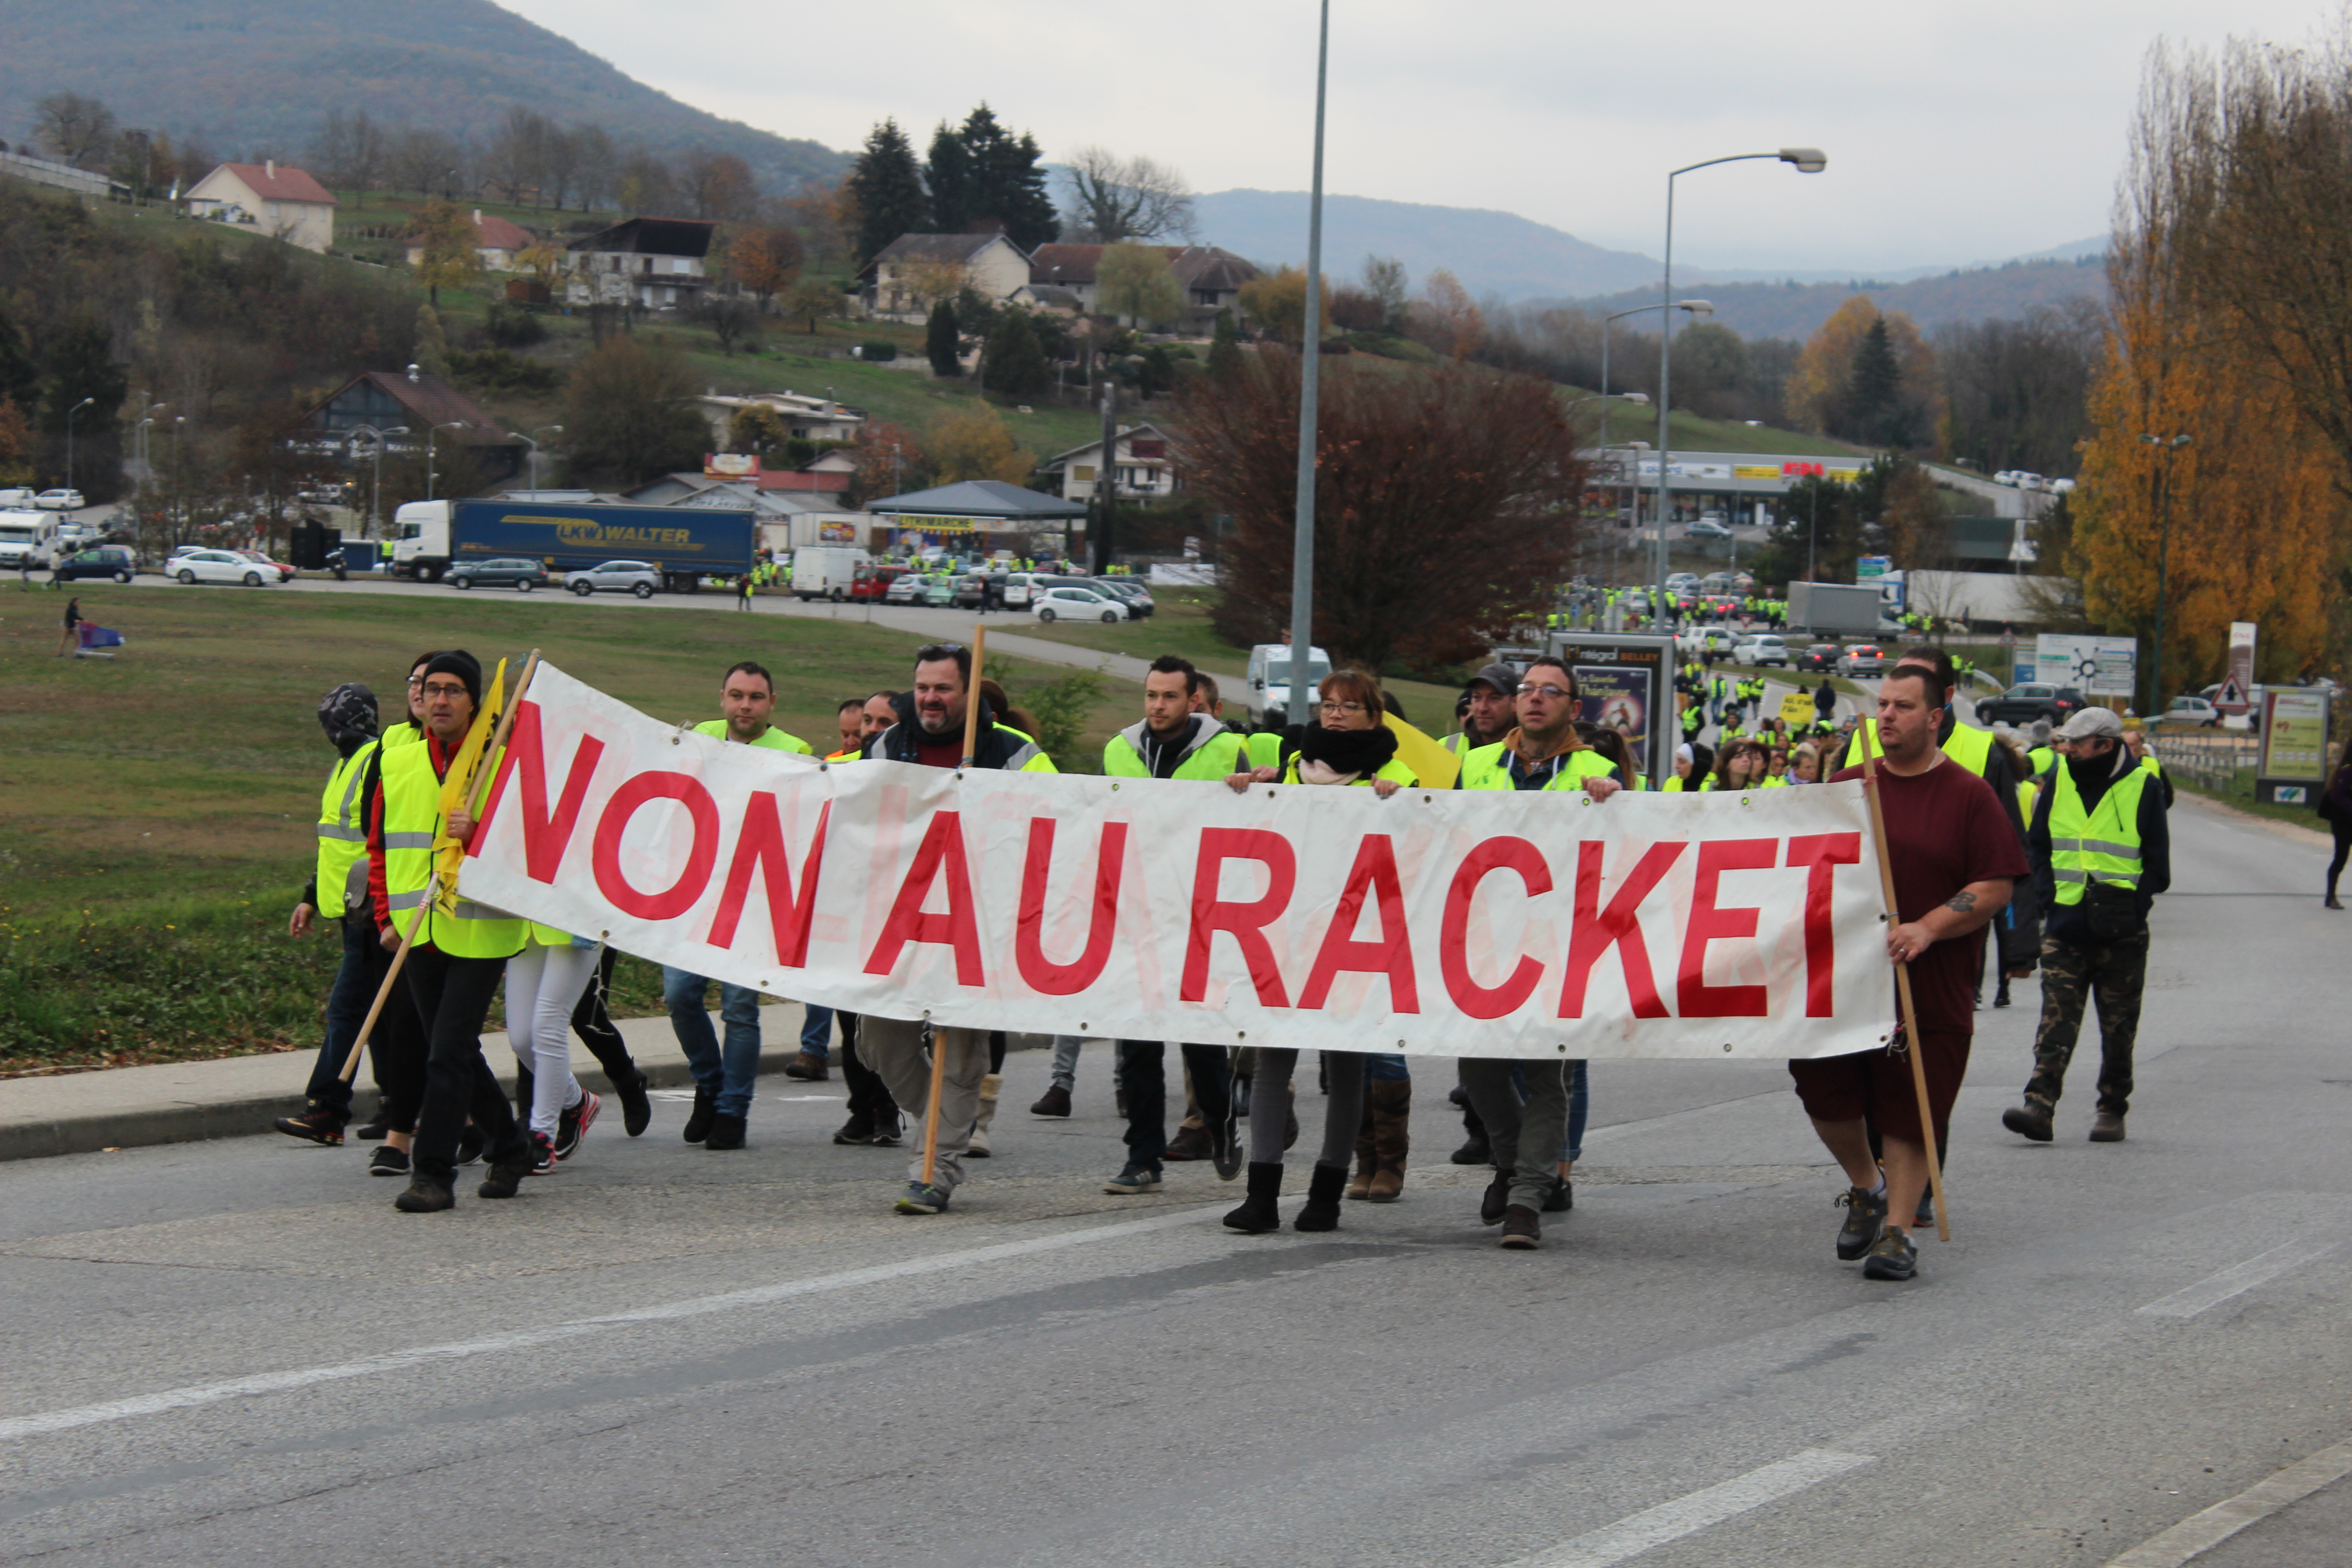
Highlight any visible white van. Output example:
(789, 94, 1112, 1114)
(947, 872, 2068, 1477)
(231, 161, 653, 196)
(0, 509, 55, 570)
(1245, 643, 1333, 728)
(790, 544, 871, 601)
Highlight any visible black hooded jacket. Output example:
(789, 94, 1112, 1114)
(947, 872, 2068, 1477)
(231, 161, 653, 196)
(864, 689, 1051, 772)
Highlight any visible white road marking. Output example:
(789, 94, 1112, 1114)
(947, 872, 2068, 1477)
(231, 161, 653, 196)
(2105, 1436, 2352, 1567)
(0, 1205, 1225, 1444)
(2134, 1240, 2341, 1318)
(1503, 1448, 1876, 1568)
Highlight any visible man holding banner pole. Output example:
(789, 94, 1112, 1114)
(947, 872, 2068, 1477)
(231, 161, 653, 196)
(858, 642, 1056, 1215)
(1798, 664, 2025, 1280)
(365, 651, 537, 1213)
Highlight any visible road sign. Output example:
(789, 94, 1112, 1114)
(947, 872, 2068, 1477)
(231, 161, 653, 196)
(2220, 622, 2256, 715)
(1856, 555, 1890, 581)
(2034, 633, 2139, 700)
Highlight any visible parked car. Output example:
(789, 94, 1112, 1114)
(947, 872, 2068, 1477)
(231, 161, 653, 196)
(1092, 577, 1155, 618)
(1836, 643, 1886, 677)
(2153, 695, 2221, 728)
(1032, 585, 1127, 623)
(999, 572, 1040, 609)
(849, 563, 911, 602)
(883, 571, 926, 605)
(1979, 682, 2088, 726)
(1993, 470, 2018, 487)
(920, 573, 958, 608)
(234, 549, 297, 583)
(52, 544, 137, 583)
(566, 559, 661, 598)
(1731, 633, 1788, 667)
(34, 489, 85, 511)
(1683, 519, 1735, 540)
(1794, 642, 1839, 673)
(172, 548, 279, 586)
(2048, 477, 2077, 495)
(1675, 626, 1738, 660)
(446, 556, 547, 591)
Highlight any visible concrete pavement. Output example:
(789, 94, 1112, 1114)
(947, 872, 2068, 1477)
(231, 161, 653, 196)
(3, 795, 2348, 1567)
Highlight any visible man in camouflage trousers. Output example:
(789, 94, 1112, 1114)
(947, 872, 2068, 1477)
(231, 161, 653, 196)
(2021, 933, 2149, 1130)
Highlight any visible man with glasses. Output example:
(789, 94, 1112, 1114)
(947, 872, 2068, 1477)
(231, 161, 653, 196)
(859, 644, 1055, 1215)
(1098, 656, 1246, 1194)
(1452, 657, 1622, 1250)
(666, 662, 813, 1150)
(364, 651, 534, 1212)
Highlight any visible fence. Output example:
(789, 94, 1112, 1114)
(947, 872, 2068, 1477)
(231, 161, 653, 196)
(2152, 731, 2259, 793)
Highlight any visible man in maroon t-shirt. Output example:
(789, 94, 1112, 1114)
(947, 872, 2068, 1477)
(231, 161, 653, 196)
(1791, 665, 2027, 1281)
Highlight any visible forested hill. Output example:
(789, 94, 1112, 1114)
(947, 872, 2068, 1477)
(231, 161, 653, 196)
(1566, 256, 2109, 340)
(3, 0, 848, 192)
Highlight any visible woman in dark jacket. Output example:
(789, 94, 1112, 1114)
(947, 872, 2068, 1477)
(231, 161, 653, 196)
(2318, 755, 2352, 909)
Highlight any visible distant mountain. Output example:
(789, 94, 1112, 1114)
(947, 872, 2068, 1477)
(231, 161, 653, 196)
(2, 0, 848, 195)
(1563, 257, 2110, 342)
(1193, 186, 2109, 332)
(1193, 189, 1664, 301)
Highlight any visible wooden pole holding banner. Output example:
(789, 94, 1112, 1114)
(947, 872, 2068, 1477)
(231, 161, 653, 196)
(339, 652, 541, 1085)
(919, 627, 988, 1189)
(1856, 732, 1952, 1242)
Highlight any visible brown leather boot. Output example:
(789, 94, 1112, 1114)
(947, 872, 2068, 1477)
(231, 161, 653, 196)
(2088, 1109, 2126, 1142)
(1365, 1079, 1410, 1201)
(1345, 1098, 1377, 1199)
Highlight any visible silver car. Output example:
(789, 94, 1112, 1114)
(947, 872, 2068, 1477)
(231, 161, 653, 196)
(568, 559, 661, 598)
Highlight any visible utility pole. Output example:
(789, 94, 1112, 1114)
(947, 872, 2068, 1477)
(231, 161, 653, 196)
(1286, 0, 1331, 725)
(1093, 382, 1116, 576)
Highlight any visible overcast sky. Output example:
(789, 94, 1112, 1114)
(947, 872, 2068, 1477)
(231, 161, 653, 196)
(506, 0, 2340, 272)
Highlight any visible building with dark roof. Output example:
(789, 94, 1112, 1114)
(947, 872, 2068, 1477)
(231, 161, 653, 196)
(1027, 244, 1260, 323)
(292, 370, 523, 485)
(566, 217, 718, 310)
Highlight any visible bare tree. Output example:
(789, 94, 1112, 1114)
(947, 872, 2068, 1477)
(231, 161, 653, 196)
(1362, 255, 1409, 333)
(35, 92, 117, 168)
(1061, 146, 1197, 242)
(572, 125, 617, 211)
(391, 126, 462, 197)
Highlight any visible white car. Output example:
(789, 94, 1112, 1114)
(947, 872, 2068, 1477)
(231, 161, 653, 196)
(2048, 477, 2077, 495)
(1992, 470, 2017, 487)
(1031, 585, 1127, 624)
(34, 489, 85, 511)
(1731, 633, 1788, 667)
(172, 548, 279, 586)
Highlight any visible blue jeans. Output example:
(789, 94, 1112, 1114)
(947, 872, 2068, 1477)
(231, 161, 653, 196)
(800, 1004, 833, 1059)
(662, 965, 762, 1117)
(301, 914, 377, 1117)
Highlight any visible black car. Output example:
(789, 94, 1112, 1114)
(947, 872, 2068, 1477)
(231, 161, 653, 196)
(1979, 682, 2088, 726)
(1794, 642, 1838, 674)
(954, 573, 990, 610)
(52, 544, 137, 583)
(446, 556, 548, 591)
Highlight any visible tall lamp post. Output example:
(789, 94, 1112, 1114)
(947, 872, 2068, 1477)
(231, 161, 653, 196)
(348, 424, 409, 539)
(64, 397, 95, 494)
(2141, 432, 2191, 716)
(1286, 0, 1332, 725)
(1602, 301, 1707, 558)
(425, 421, 467, 501)
(510, 424, 564, 497)
(1566, 394, 1647, 602)
(1654, 149, 1826, 626)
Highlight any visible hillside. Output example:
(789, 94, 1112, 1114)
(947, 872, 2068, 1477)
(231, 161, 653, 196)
(2, 0, 848, 194)
(1563, 257, 2110, 341)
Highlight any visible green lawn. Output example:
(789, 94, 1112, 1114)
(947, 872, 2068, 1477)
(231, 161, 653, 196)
(0, 584, 1142, 1073)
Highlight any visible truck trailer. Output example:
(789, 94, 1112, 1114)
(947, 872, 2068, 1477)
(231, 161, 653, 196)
(1785, 581, 1883, 638)
(392, 498, 756, 591)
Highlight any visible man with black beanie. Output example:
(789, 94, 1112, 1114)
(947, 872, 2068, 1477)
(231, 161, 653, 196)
(363, 650, 535, 1211)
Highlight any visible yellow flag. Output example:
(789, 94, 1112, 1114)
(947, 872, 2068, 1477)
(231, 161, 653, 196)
(429, 658, 507, 911)
(1383, 712, 1461, 789)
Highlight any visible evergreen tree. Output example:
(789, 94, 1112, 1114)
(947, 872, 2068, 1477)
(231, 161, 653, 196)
(924, 120, 973, 233)
(847, 118, 931, 265)
(0, 303, 38, 412)
(983, 310, 1050, 398)
(1841, 317, 1903, 445)
(39, 316, 126, 436)
(1205, 310, 1244, 383)
(926, 299, 962, 378)
(928, 106, 1058, 252)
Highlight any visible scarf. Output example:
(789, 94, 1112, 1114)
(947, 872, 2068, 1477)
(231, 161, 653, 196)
(1288, 721, 1398, 785)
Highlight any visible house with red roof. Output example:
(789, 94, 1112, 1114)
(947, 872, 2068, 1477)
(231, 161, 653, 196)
(403, 209, 538, 273)
(185, 160, 338, 253)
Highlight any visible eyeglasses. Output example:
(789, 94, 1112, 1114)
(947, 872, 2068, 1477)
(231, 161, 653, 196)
(419, 682, 470, 699)
(1319, 701, 1367, 716)
(1518, 682, 1573, 700)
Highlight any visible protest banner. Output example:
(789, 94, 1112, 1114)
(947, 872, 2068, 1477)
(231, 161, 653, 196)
(1779, 692, 1817, 727)
(459, 664, 1898, 1062)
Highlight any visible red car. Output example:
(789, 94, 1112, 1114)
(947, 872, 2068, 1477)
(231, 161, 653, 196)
(235, 549, 297, 583)
(849, 563, 910, 601)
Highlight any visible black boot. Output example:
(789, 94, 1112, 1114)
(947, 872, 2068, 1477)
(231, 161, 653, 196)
(1293, 1161, 1348, 1232)
(616, 1067, 652, 1137)
(1450, 1089, 1490, 1166)
(683, 1087, 715, 1144)
(514, 1063, 535, 1122)
(1224, 1161, 1285, 1234)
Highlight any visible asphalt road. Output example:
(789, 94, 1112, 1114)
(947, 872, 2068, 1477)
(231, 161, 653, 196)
(110, 570, 1220, 687)
(3, 800, 2348, 1568)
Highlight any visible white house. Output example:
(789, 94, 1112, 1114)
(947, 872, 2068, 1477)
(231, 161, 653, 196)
(405, 209, 536, 273)
(695, 390, 865, 447)
(861, 232, 1032, 321)
(185, 160, 338, 253)
(565, 217, 716, 310)
(1042, 422, 1180, 503)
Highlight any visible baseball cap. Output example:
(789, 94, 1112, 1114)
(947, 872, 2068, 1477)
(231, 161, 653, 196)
(2054, 707, 2124, 742)
(1466, 662, 1520, 696)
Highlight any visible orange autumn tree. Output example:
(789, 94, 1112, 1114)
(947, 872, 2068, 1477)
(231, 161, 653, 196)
(2073, 36, 2352, 696)
(1784, 294, 1942, 449)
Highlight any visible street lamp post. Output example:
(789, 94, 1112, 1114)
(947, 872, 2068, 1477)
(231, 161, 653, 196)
(509, 424, 564, 497)
(1286, 0, 1331, 726)
(425, 421, 466, 501)
(172, 415, 186, 539)
(2141, 432, 2191, 715)
(1654, 149, 1825, 628)
(347, 424, 410, 539)
(1601, 302, 1707, 557)
(64, 397, 95, 494)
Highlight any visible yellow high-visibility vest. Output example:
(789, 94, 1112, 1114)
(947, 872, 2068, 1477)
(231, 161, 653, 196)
(313, 740, 379, 920)
(380, 740, 525, 959)
(2047, 763, 2152, 905)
